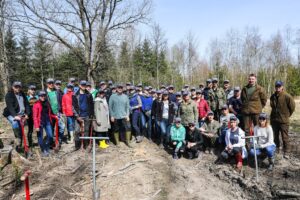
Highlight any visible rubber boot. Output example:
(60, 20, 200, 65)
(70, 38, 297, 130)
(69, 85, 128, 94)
(69, 131, 74, 143)
(235, 153, 243, 171)
(99, 140, 109, 149)
(114, 132, 120, 146)
(125, 132, 132, 148)
(173, 148, 179, 159)
(13, 128, 22, 152)
(27, 132, 33, 148)
(187, 151, 193, 159)
(268, 157, 275, 171)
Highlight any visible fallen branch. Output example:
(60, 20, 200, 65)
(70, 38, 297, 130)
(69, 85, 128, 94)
(276, 190, 300, 198)
(35, 149, 42, 166)
(111, 166, 138, 177)
(151, 189, 162, 198)
(1, 179, 15, 187)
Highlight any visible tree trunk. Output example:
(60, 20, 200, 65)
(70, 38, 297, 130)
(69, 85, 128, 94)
(0, 28, 9, 96)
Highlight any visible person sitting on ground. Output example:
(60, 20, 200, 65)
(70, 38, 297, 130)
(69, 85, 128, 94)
(199, 111, 220, 154)
(186, 122, 203, 159)
(33, 91, 55, 157)
(170, 117, 186, 159)
(249, 113, 276, 170)
(220, 115, 245, 171)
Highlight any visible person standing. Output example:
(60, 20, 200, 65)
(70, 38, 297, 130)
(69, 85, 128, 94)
(26, 85, 38, 147)
(270, 81, 295, 158)
(208, 78, 226, 120)
(241, 74, 267, 136)
(178, 91, 198, 130)
(194, 90, 210, 127)
(223, 80, 233, 102)
(62, 83, 77, 143)
(74, 80, 94, 149)
(129, 87, 143, 143)
(3, 81, 30, 152)
(94, 90, 110, 148)
(33, 91, 55, 157)
(203, 79, 212, 102)
(45, 78, 65, 146)
(228, 87, 243, 126)
(109, 85, 131, 147)
(168, 85, 176, 103)
(140, 87, 153, 141)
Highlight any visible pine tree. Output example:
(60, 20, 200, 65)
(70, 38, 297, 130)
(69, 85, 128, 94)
(18, 32, 32, 85)
(118, 41, 131, 83)
(5, 24, 18, 83)
(132, 44, 143, 84)
(32, 32, 53, 89)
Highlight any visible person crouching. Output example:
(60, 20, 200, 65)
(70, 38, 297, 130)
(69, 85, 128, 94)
(186, 122, 203, 159)
(170, 117, 186, 159)
(221, 115, 245, 170)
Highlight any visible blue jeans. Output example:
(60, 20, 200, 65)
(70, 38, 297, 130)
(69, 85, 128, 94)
(38, 121, 53, 152)
(52, 114, 65, 143)
(160, 118, 171, 139)
(131, 111, 141, 136)
(219, 128, 228, 145)
(66, 116, 75, 132)
(7, 115, 21, 138)
(141, 112, 152, 139)
(250, 144, 276, 158)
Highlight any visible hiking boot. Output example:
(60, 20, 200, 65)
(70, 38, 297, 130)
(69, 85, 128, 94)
(42, 150, 49, 157)
(268, 157, 275, 171)
(69, 131, 74, 143)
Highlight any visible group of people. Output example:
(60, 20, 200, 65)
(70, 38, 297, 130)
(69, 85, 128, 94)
(2, 73, 296, 171)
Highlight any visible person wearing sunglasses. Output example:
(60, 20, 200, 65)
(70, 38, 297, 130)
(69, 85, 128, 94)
(221, 115, 245, 171)
(270, 81, 295, 159)
(170, 117, 186, 159)
(249, 113, 276, 170)
(3, 81, 30, 152)
(186, 122, 203, 159)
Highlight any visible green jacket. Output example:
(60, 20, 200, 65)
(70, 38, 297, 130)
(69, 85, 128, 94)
(270, 91, 295, 124)
(201, 120, 220, 137)
(178, 100, 198, 126)
(109, 93, 130, 119)
(208, 87, 226, 111)
(241, 84, 267, 115)
(171, 124, 186, 141)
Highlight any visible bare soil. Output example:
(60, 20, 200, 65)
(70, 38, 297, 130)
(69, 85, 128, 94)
(0, 101, 299, 200)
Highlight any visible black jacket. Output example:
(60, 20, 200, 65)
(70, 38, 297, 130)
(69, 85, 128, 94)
(156, 101, 176, 124)
(186, 128, 203, 145)
(3, 91, 31, 117)
(74, 89, 94, 117)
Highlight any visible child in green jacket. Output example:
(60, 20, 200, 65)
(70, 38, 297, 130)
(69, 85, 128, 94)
(170, 117, 186, 159)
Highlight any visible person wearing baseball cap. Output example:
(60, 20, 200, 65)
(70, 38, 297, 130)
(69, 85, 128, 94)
(248, 112, 276, 170)
(85, 81, 98, 100)
(62, 83, 77, 143)
(228, 86, 242, 126)
(194, 89, 209, 127)
(63, 78, 79, 94)
(223, 79, 233, 102)
(270, 80, 295, 159)
(140, 87, 154, 141)
(190, 87, 197, 100)
(109, 82, 132, 147)
(129, 84, 143, 143)
(3, 81, 30, 152)
(199, 110, 220, 154)
(168, 85, 176, 103)
(220, 114, 245, 171)
(209, 77, 226, 121)
(186, 121, 204, 159)
(46, 78, 65, 146)
(178, 89, 198, 129)
(203, 79, 212, 101)
(170, 117, 186, 159)
(32, 90, 54, 157)
(26, 84, 38, 147)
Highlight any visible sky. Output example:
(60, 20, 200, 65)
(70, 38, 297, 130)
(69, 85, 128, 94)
(146, 0, 300, 55)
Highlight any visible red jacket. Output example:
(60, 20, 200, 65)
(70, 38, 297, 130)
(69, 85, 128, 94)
(62, 91, 74, 117)
(33, 100, 55, 129)
(195, 99, 210, 119)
